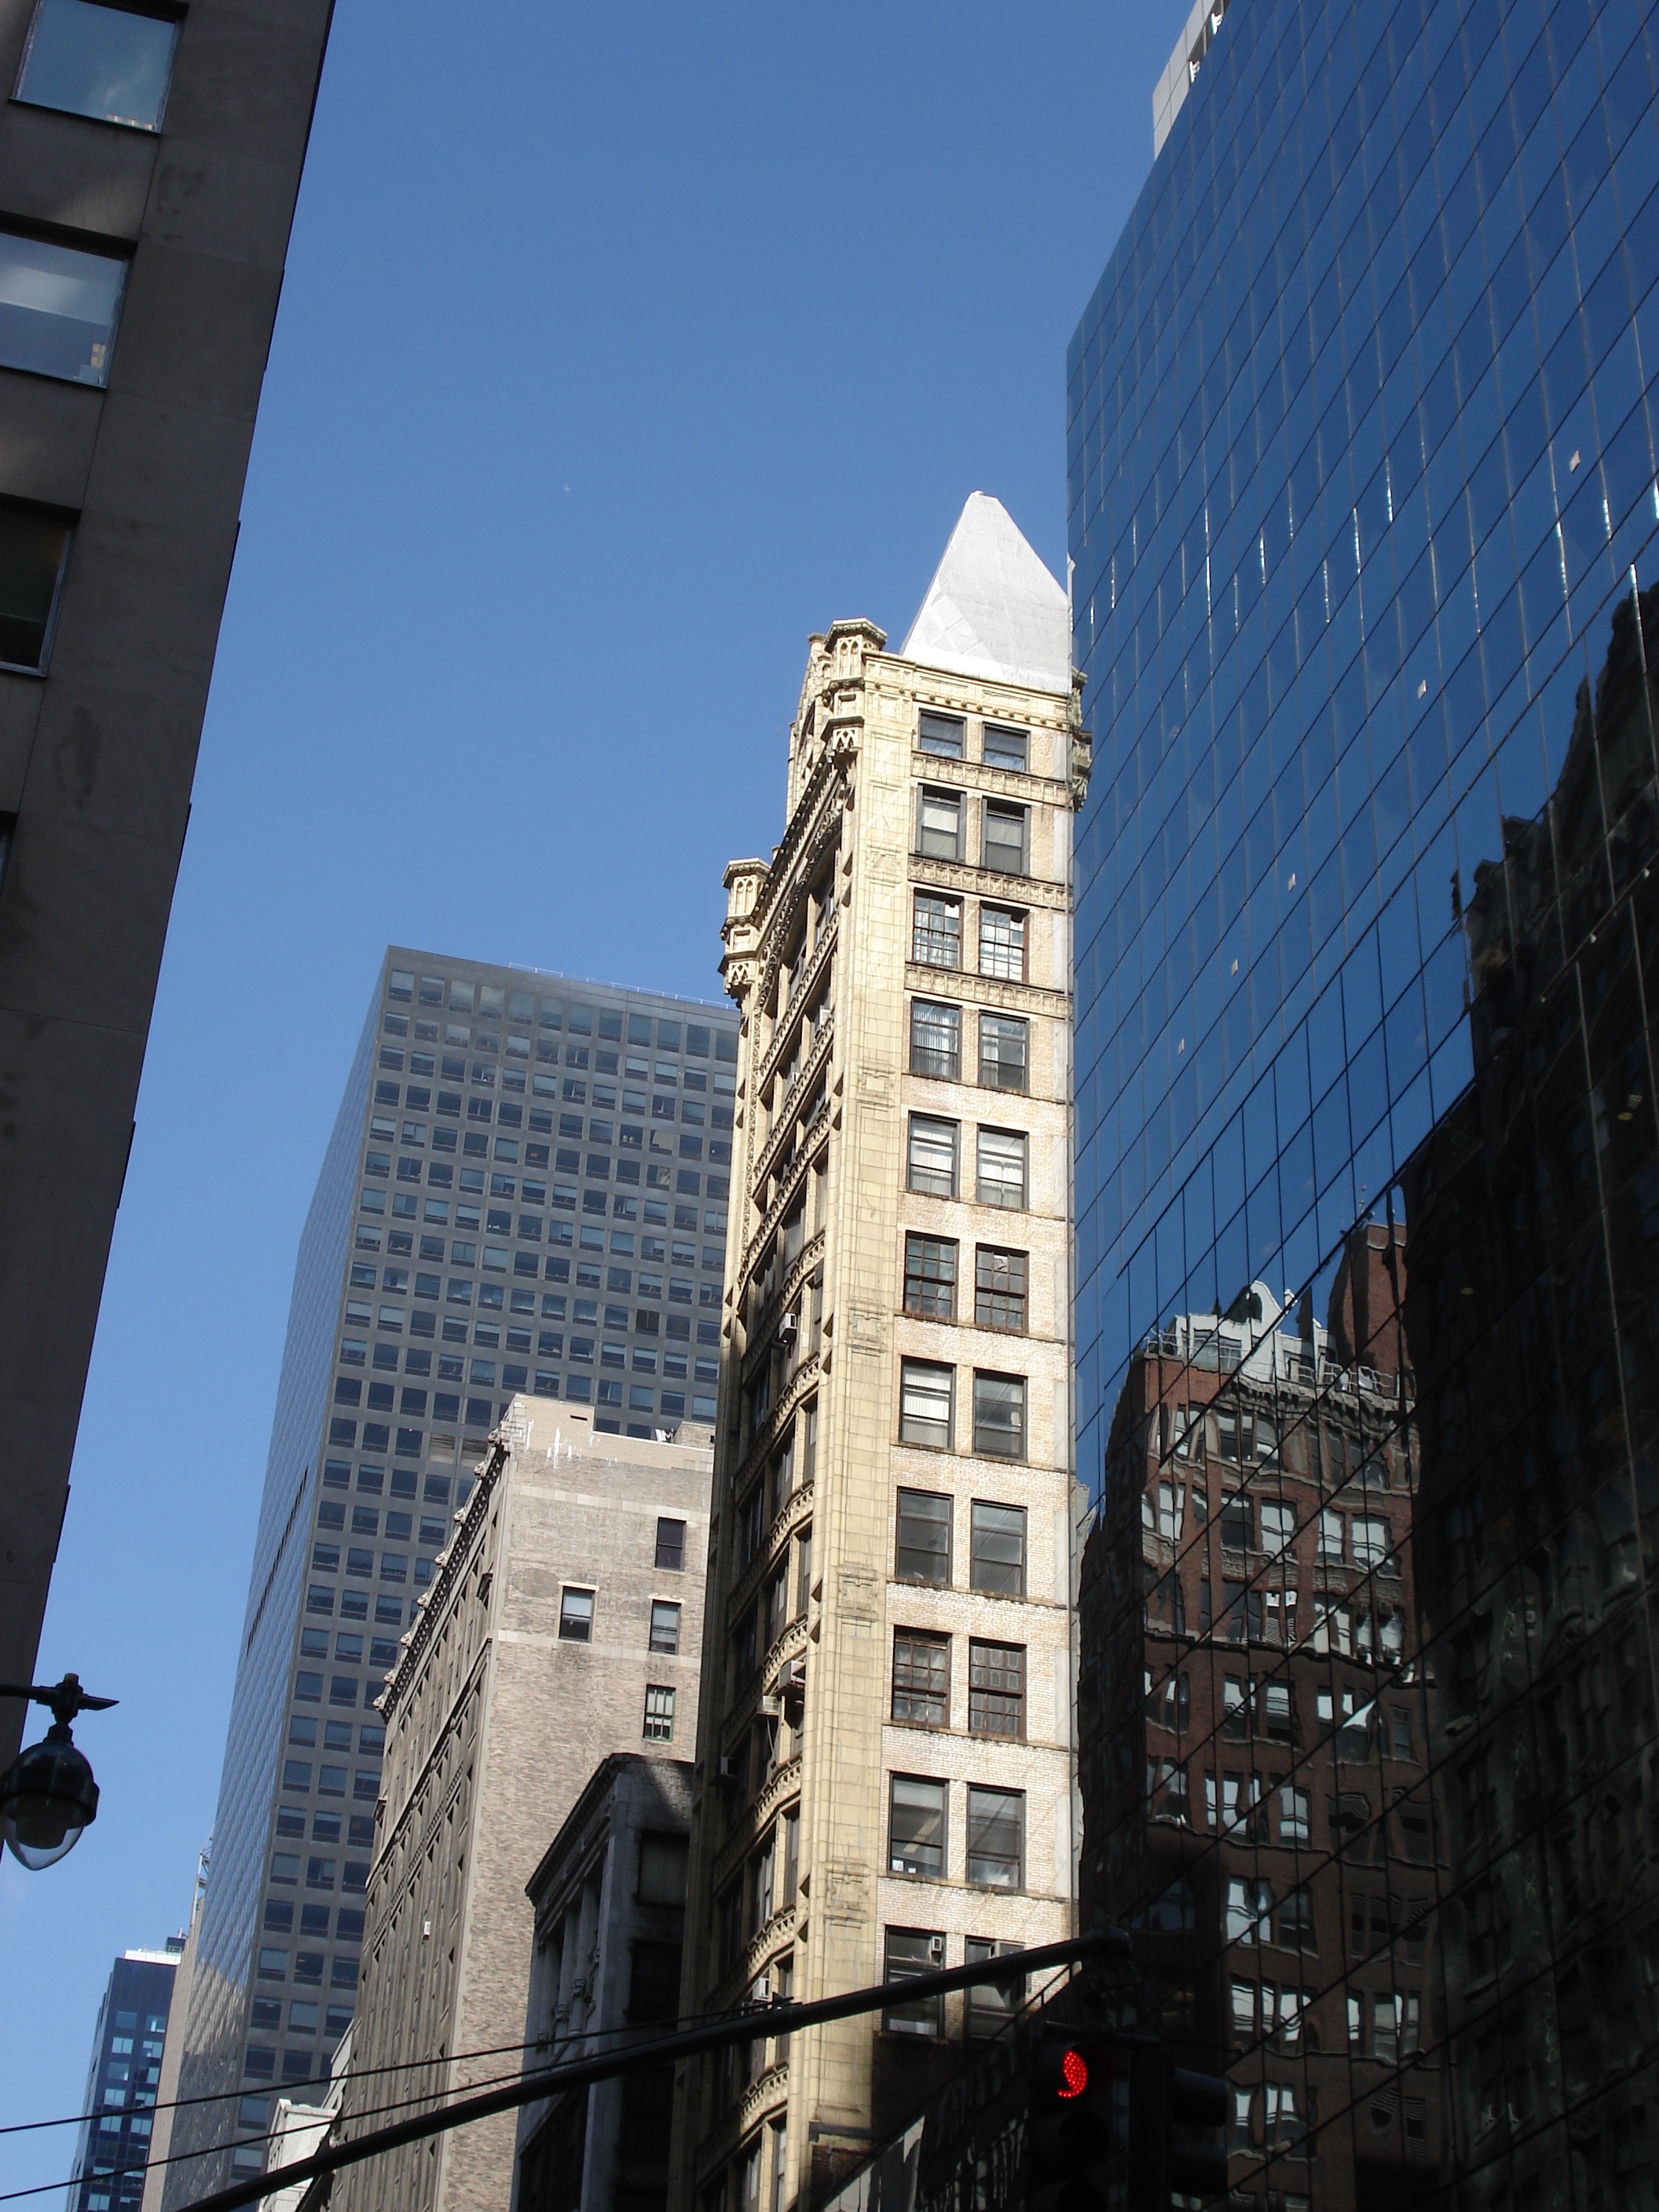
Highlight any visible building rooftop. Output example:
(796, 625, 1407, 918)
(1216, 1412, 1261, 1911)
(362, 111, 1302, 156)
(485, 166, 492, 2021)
(899, 492, 1071, 694)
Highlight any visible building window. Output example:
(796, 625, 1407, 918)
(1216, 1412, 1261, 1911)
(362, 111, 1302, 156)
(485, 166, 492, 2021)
(969, 1502, 1025, 1595)
(978, 1014, 1029, 1093)
(982, 723, 1028, 771)
(981, 801, 1027, 875)
(0, 502, 72, 672)
(974, 1247, 1027, 1331)
(965, 1936, 1024, 2037)
(888, 1774, 947, 1877)
(977, 905, 1026, 980)
(892, 1630, 950, 1727)
(638, 1833, 690, 1904)
(972, 1372, 1025, 1459)
(965, 1785, 1023, 1888)
(643, 1685, 676, 1741)
(912, 892, 961, 969)
(918, 788, 963, 861)
(649, 1601, 681, 1655)
(895, 1489, 951, 1584)
(968, 1643, 1024, 1737)
(917, 710, 964, 757)
(655, 1516, 686, 1569)
(903, 1234, 958, 1321)
(910, 1000, 961, 1081)
(883, 1928, 944, 2036)
(0, 228, 126, 386)
(899, 1360, 954, 1448)
(558, 1587, 594, 1641)
(906, 1115, 958, 1197)
(1352, 1516, 1390, 1569)
(976, 1126, 1027, 1209)
(16, 0, 179, 129)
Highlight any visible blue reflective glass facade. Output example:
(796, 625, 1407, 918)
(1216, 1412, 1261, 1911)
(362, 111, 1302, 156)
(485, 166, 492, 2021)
(1068, 0, 1659, 2199)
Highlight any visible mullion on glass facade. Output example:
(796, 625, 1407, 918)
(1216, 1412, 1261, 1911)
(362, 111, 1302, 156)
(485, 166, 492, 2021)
(1070, 0, 1659, 2201)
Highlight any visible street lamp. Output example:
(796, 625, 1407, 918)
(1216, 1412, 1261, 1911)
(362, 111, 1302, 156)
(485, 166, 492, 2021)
(0, 1673, 117, 1870)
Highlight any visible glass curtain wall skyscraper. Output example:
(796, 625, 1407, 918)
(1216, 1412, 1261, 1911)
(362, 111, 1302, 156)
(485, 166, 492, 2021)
(1068, 0, 1659, 2201)
(163, 951, 736, 2203)
(65, 1946, 182, 2212)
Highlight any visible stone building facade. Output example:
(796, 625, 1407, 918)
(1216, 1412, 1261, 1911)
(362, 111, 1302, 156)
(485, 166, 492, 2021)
(515, 1755, 694, 2212)
(332, 1399, 711, 2212)
(670, 495, 1091, 2212)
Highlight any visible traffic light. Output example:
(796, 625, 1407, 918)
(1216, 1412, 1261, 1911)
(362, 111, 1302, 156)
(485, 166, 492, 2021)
(1027, 2031, 1116, 2212)
(1128, 2042, 1229, 2206)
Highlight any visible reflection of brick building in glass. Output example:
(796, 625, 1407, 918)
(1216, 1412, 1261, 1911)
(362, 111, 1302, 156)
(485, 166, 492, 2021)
(1081, 580, 1659, 2210)
(1399, 580, 1659, 2207)
(1080, 1225, 1444, 2208)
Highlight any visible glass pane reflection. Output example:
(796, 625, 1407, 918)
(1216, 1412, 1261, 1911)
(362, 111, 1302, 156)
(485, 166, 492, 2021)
(0, 229, 125, 386)
(16, 0, 178, 132)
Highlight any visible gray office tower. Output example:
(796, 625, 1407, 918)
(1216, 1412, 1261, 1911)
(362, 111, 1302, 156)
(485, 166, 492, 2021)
(65, 1943, 183, 2212)
(0, 0, 333, 1754)
(163, 950, 738, 2200)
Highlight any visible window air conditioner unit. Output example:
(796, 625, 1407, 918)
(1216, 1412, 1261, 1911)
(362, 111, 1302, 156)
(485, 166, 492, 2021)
(928, 1936, 945, 1963)
(778, 1314, 799, 1343)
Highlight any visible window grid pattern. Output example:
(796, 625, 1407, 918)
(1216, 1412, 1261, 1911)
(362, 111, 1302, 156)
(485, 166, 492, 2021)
(1068, 0, 1659, 2198)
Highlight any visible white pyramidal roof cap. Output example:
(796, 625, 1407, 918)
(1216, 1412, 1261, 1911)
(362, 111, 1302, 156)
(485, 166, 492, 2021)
(899, 491, 1071, 694)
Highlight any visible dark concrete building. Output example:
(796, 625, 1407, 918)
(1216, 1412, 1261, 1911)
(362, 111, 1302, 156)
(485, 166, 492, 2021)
(515, 1756, 694, 2212)
(0, 0, 335, 1754)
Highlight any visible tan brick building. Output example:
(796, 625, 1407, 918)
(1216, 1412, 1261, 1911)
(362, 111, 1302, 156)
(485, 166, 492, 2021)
(670, 496, 1092, 2212)
(333, 1399, 712, 2212)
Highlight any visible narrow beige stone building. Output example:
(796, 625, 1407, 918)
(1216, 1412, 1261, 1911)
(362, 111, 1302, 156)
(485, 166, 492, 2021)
(332, 1397, 711, 2212)
(671, 496, 1091, 2212)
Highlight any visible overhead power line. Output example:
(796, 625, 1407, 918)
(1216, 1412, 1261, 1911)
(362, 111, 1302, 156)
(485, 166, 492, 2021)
(173, 1930, 1130, 2212)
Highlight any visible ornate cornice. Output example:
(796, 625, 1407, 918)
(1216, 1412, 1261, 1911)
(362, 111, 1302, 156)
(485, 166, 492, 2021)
(908, 751, 1071, 801)
(902, 960, 1070, 1020)
(739, 1099, 830, 1287)
(742, 1231, 827, 1390)
(753, 742, 854, 947)
(727, 1354, 822, 1529)
(379, 1430, 507, 1722)
(756, 914, 839, 1098)
(727, 1477, 816, 1626)
(694, 2057, 791, 2186)
(909, 852, 1070, 910)
(751, 1009, 836, 1197)
(712, 1754, 803, 1894)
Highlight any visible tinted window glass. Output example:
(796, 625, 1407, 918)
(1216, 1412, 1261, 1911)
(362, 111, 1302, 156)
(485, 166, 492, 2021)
(0, 230, 125, 384)
(0, 504, 71, 670)
(16, 0, 178, 130)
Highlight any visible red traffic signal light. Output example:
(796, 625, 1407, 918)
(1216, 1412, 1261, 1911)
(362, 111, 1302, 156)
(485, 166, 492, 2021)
(1028, 2033, 1116, 2212)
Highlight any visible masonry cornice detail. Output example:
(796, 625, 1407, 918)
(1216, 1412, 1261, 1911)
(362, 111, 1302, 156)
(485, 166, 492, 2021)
(727, 1476, 816, 1628)
(711, 1754, 803, 1894)
(742, 1232, 828, 1390)
(740, 1104, 831, 1286)
(902, 961, 1070, 1022)
(752, 1013, 836, 1196)
(909, 853, 1070, 911)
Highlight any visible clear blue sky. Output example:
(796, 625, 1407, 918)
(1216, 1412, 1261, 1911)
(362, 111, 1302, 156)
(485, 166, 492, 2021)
(2, 0, 1188, 2185)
